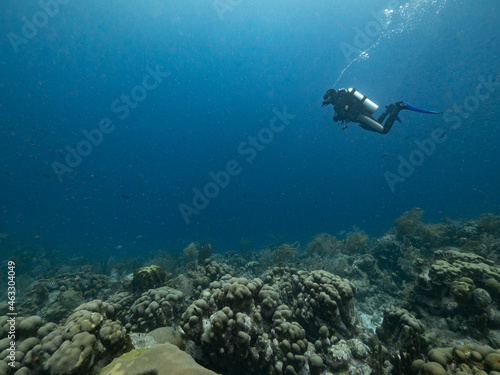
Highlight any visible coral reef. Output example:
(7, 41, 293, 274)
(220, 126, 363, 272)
(122, 286, 185, 332)
(17, 272, 110, 322)
(410, 248, 500, 332)
(305, 233, 339, 256)
(181, 268, 359, 374)
(273, 242, 300, 266)
(0, 314, 56, 374)
(130, 265, 167, 294)
(265, 268, 357, 337)
(393, 207, 424, 238)
(2, 210, 500, 375)
(478, 213, 500, 235)
(341, 230, 369, 254)
(198, 241, 216, 264)
(183, 242, 199, 263)
(33, 300, 127, 375)
(187, 259, 236, 290)
(99, 343, 219, 375)
(411, 343, 500, 375)
(376, 306, 426, 365)
(0, 300, 127, 375)
(183, 241, 216, 265)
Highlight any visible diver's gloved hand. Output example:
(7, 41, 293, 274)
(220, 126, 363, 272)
(322, 89, 336, 106)
(322, 94, 330, 106)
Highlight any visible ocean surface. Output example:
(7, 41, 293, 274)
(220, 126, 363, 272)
(1, 0, 499, 258)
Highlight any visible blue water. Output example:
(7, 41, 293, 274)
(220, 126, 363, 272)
(1, 0, 499, 257)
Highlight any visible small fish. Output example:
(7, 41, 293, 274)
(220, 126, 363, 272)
(121, 194, 130, 199)
(45, 281, 59, 289)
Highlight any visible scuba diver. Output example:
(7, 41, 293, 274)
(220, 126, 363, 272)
(322, 88, 442, 134)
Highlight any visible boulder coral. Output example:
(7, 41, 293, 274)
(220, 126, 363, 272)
(411, 344, 500, 375)
(123, 286, 185, 332)
(0, 315, 56, 374)
(99, 343, 219, 375)
(29, 300, 127, 375)
(376, 307, 425, 352)
(413, 248, 500, 328)
(187, 259, 236, 290)
(266, 268, 357, 336)
(181, 268, 359, 374)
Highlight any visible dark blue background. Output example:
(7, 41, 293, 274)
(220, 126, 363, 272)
(1, 0, 499, 256)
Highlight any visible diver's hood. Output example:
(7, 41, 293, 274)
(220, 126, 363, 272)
(322, 89, 337, 106)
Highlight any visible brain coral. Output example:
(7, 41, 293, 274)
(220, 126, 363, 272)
(130, 265, 167, 293)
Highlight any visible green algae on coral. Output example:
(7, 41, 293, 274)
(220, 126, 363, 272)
(99, 348, 148, 375)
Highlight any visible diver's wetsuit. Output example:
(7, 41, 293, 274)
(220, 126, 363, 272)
(323, 88, 403, 134)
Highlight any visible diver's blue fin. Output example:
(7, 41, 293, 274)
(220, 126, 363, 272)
(403, 102, 442, 114)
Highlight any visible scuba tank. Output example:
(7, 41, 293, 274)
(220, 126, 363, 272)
(358, 114, 384, 132)
(347, 88, 379, 114)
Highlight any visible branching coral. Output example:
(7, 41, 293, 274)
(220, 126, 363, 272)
(478, 214, 500, 235)
(183, 242, 199, 263)
(273, 242, 299, 266)
(182, 241, 215, 265)
(418, 223, 448, 247)
(239, 238, 253, 260)
(306, 233, 339, 256)
(393, 207, 424, 238)
(198, 241, 215, 263)
(342, 230, 369, 254)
